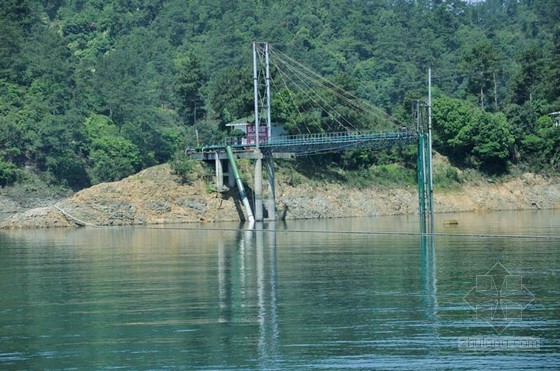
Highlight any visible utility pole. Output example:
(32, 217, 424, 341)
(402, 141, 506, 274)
(480, 71, 484, 110)
(193, 99, 197, 126)
(493, 72, 498, 110)
(253, 42, 260, 148)
(265, 43, 272, 144)
(253, 42, 263, 221)
(417, 69, 435, 233)
(427, 68, 434, 231)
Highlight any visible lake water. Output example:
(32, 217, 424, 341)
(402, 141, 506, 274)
(1, 210, 559, 369)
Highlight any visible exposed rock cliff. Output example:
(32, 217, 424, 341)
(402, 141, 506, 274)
(1, 164, 558, 229)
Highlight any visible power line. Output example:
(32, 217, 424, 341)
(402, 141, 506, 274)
(137, 226, 560, 240)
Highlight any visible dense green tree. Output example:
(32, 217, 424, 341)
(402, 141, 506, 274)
(209, 67, 253, 126)
(173, 52, 207, 125)
(0, 1, 38, 83)
(88, 136, 141, 183)
(0, 80, 26, 164)
(433, 96, 514, 173)
(458, 40, 503, 111)
(530, 115, 560, 170)
(509, 45, 548, 105)
(0, 17, 25, 83)
(272, 87, 323, 134)
(0, 0, 559, 189)
(432, 97, 474, 159)
(33, 112, 89, 188)
(545, 26, 560, 108)
(469, 110, 514, 173)
(83, 114, 141, 183)
(121, 117, 182, 166)
(0, 159, 19, 187)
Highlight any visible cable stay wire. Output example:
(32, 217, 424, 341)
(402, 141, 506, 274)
(269, 54, 324, 134)
(269, 56, 315, 134)
(272, 52, 389, 122)
(270, 50, 396, 129)
(273, 52, 392, 130)
(269, 62, 311, 134)
(264, 46, 557, 127)
(270, 56, 349, 132)
(271, 54, 384, 132)
(272, 58, 356, 132)
(257, 48, 311, 134)
(269, 47, 405, 128)
(270, 48, 374, 109)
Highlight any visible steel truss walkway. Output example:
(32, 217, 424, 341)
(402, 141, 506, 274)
(196, 129, 418, 157)
(187, 42, 433, 231)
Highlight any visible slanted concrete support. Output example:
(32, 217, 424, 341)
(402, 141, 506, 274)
(226, 146, 254, 223)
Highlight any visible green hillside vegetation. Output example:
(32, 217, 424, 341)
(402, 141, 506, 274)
(0, 0, 559, 191)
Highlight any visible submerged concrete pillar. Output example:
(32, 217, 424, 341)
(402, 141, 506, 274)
(215, 152, 223, 191)
(254, 150, 264, 221)
(266, 156, 276, 221)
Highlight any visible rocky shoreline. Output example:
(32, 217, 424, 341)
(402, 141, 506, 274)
(1, 164, 559, 229)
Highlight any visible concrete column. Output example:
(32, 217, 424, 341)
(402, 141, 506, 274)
(254, 150, 264, 221)
(215, 152, 223, 191)
(227, 160, 236, 188)
(266, 156, 276, 221)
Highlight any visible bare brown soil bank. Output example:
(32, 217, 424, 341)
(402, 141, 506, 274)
(1, 164, 558, 229)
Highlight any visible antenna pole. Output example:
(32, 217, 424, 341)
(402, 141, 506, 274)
(265, 43, 272, 143)
(427, 68, 434, 230)
(253, 42, 260, 148)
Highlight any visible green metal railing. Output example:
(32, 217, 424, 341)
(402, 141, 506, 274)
(200, 130, 418, 155)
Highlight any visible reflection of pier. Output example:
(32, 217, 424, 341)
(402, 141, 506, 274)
(213, 223, 444, 366)
(421, 235, 439, 348)
(218, 222, 279, 368)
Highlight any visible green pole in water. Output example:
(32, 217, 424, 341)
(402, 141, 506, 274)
(226, 146, 255, 223)
(417, 134, 426, 233)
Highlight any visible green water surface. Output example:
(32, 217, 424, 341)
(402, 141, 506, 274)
(1, 210, 559, 369)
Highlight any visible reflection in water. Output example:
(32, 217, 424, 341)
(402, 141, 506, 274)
(1, 211, 559, 368)
(257, 223, 279, 368)
(421, 234, 438, 349)
(217, 222, 279, 369)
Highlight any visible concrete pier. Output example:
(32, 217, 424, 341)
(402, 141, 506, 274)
(202, 149, 278, 223)
(214, 152, 223, 191)
(225, 146, 255, 223)
(266, 156, 276, 221)
(227, 161, 235, 188)
(254, 149, 264, 221)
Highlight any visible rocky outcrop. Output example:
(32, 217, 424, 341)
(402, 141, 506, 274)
(1, 165, 559, 229)
(0, 165, 245, 228)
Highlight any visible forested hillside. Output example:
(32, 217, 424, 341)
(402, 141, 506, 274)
(1, 0, 559, 190)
